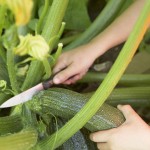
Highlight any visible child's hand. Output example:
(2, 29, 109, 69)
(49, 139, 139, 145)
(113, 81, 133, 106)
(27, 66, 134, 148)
(53, 44, 98, 84)
(90, 105, 150, 150)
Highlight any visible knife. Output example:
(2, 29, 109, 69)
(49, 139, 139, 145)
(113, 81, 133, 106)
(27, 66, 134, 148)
(0, 75, 55, 108)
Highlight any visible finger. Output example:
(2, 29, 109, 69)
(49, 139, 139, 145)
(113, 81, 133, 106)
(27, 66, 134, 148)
(63, 74, 81, 84)
(53, 64, 79, 84)
(90, 129, 116, 142)
(117, 104, 138, 120)
(63, 71, 87, 84)
(97, 142, 110, 150)
(53, 59, 68, 74)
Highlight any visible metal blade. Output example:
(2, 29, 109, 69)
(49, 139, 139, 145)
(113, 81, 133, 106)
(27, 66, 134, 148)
(0, 83, 43, 108)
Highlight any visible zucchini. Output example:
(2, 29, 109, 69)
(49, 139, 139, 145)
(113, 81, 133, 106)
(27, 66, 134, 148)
(51, 117, 97, 150)
(28, 88, 125, 132)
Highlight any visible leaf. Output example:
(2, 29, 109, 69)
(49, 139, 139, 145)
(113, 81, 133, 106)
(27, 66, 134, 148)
(64, 0, 91, 30)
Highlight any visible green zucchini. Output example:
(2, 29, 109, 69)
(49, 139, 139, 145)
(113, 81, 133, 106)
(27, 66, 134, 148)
(51, 117, 97, 150)
(28, 88, 125, 132)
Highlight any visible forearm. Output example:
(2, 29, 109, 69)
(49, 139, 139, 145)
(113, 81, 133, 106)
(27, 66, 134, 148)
(88, 0, 146, 58)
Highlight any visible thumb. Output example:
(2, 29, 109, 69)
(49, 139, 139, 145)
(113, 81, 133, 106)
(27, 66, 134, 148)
(117, 105, 137, 120)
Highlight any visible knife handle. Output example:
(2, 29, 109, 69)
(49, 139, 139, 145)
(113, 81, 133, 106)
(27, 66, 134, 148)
(42, 69, 76, 90)
(42, 75, 54, 90)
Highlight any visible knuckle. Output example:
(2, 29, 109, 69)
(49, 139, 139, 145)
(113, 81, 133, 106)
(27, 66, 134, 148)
(123, 104, 132, 110)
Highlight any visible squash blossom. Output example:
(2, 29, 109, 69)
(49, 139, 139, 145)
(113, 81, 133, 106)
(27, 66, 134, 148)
(14, 34, 49, 61)
(0, 0, 33, 26)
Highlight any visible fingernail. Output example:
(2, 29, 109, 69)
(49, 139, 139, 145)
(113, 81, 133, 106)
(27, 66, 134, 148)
(53, 77, 60, 84)
(117, 104, 123, 109)
(89, 134, 93, 140)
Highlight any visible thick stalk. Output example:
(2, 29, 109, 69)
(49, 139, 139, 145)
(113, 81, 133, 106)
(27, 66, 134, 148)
(21, 61, 44, 91)
(36, 0, 50, 34)
(7, 49, 20, 94)
(80, 72, 150, 86)
(64, 0, 125, 51)
(0, 128, 37, 150)
(59, 33, 81, 47)
(38, 1, 150, 149)
(42, 0, 69, 44)
(86, 86, 150, 101)
(0, 45, 6, 63)
(109, 87, 150, 101)
(86, 86, 150, 107)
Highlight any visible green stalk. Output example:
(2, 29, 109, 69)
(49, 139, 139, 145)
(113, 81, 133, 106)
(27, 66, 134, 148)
(42, 0, 69, 43)
(38, 1, 150, 149)
(80, 72, 150, 86)
(86, 86, 150, 101)
(7, 49, 20, 94)
(42, 58, 52, 80)
(109, 87, 150, 101)
(36, 0, 50, 34)
(0, 45, 6, 63)
(107, 87, 150, 107)
(22, 0, 69, 90)
(64, 0, 125, 51)
(0, 128, 37, 150)
(53, 43, 63, 63)
(86, 86, 150, 107)
(59, 33, 81, 47)
(21, 61, 44, 91)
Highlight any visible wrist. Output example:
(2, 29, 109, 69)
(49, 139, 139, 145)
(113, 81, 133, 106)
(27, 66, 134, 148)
(86, 37, 109, 59)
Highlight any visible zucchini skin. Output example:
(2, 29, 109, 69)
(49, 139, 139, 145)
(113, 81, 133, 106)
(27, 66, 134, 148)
(51, 117, 97, 150)
(28, 88, 125, 132)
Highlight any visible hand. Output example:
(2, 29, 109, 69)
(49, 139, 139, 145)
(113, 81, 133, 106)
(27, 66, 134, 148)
(90, 105, 150, 150)
(53, 44, 97, 84)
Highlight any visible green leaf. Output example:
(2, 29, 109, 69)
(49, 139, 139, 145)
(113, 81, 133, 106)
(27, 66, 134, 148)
(64, 0, 91, 30)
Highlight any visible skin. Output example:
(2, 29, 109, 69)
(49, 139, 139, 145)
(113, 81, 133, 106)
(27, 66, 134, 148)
(90, 105, 150, 150)
(53, 0, 150, 149)
(53, 0, 146, 84)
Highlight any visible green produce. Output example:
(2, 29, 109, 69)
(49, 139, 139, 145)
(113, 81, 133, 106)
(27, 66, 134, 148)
(27, 88, 125, 132)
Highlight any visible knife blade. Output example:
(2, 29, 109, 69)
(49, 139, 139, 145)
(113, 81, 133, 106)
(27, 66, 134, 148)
(0, 76, 54, 108)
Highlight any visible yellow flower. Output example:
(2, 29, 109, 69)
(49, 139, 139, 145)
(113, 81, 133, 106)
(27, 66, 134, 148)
(0, 0, 33, 26)
(14, 34, 49, 61)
